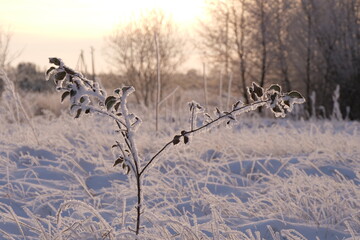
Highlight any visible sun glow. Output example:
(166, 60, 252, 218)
(1, 0, 205, 37)
(0, 0, 205, 72)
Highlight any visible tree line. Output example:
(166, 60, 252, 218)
(199, 0, 360, 120)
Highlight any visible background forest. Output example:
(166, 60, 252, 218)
(1, 0, 359, 120)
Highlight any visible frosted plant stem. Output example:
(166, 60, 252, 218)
(118, 92, 143, 235)
(139, 141, 173, 176)
(135, 175, 141, 236)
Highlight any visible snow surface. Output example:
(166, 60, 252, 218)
(0, 107, 359, 239)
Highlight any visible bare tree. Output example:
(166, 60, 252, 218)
(295, 0, 360, 118)
(272, 0, 293, 92)
(0, 27, 14, 69)
(199, 0, 232, 75)
(247, 0, 273, 90)
(199, 0, 251, 103)
(0, 27, 17, 94)
(200, 0, 360, 119)
(231, 0, 250, 103)
(294, 0, 316, 115)
(106, 10, 185, 106)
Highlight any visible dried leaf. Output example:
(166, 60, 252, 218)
(172, 135, 181, 145)
(252, 82, 264, 98)
(45, 67, 56, 80)
(61, 91, 70, 102)
(272, 105, 282, 113)
(105, 96, 116, 106)
(70, 89, 77, 97)
(113, 157, 124, 167)
(114, 88, 121, 94)
(288, 91, 304, 99)
(49, 57, 61, 66)
(54, 71, 66, 81)
(75, 109, 82, 118)
(114, 101, 121, 111)
(268, 84, 281, 93)
(122, 86, 131, 93)
(106, 99, 117, 111)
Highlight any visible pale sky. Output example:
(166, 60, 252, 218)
(0, 0, 206, 73)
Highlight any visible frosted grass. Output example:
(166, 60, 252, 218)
(0, 108, 359, 239)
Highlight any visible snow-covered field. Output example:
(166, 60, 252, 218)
(0, 104, 359, 239)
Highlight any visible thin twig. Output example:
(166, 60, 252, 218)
(140, 100, 268, 176)
(139, 141, 173, 176)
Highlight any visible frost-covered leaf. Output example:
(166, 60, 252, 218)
(61, 91, 70, 102)
(70, 104, 78, 111)
(281, 91, 305, 112)
(251, 91, 258, 101)
(75, 109, 82, 118)
(268, 84, 281, 93)
(105, 96, 117, 111)
(273, 105, 282, 113)
(252, 82, 264, 98)
(46, 67, 56, 76)
(114, 88, 121, 94)
(49, 57, 61, 66)
(205, 113, 213, 121)
(227, 114, 235, 121)
(283, 100, 290, 107)
(189, 103, 194, 112)
(188, 101, 204, 113)
(172, 135, 181, 145)
(232, 100, 243, 110)
(105, 96, 116, 106)
(184, 135, 189, 144)
(215, 107, 221, 117)
(70, 89, 77, 97)
(288, 91, 304, 99)
(106, 100, 116, 111)
(271, 105, 286, 118)
(122, 86, 132, 93)
(114, 101, 121, 111)
(54, 71, 66, 81)
(45, 67, 56, 80)
(73, 80, 81, 89)
(248, 82, 264, 101)
(131, 117, 142, 131)
(113, 157, 124, 167)
(270, 92, 278, 104)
